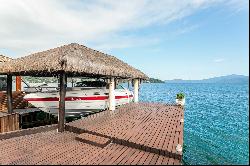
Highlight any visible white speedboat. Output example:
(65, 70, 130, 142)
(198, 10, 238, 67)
(23, 81, 134, 116)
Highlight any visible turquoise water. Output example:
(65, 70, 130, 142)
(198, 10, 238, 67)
(138, 83, 249, 165)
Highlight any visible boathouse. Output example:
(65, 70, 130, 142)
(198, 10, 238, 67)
(0, 43, 184, 165)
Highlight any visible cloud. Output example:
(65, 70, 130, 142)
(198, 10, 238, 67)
(0, 0, 246, 57)
(226, 0, 249, 12)
(214, 58, 225, 63)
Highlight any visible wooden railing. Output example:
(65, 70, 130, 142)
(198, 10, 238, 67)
(0, 113, 19, 133)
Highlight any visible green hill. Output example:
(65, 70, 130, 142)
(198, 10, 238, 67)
(148, 78, 164, 83)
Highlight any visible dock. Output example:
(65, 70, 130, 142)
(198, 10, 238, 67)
(0, 43, 184, 165)
(0, 103, 184, 165)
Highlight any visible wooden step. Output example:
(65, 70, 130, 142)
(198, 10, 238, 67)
(75, 133, 111, 148)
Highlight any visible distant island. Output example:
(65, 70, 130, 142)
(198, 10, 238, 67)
(165, 74, 249, 84)
(148, 78, 165, 83)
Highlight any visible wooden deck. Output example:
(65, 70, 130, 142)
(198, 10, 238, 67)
(67, 103, 184, 160)
(0, 102, 184, 165)
(0, 131, 180, 165)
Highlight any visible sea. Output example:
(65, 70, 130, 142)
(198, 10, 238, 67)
(138, 83, 249, 165)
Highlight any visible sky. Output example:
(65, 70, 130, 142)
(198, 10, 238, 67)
(0, 0, 249, 80)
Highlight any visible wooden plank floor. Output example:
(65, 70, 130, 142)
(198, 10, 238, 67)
(67, 102, 184, 160)
(0, 130, 180, 165)
(0, 102, 184, 165)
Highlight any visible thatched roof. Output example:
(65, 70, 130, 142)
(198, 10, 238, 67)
(0, 43, 148, 79)
(0, 55, 12, 63)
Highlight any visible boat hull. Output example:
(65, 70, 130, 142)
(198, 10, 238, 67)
(24, 88, 134, 116)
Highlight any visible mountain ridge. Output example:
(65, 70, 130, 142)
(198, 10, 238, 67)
(165, 74, 249, 84)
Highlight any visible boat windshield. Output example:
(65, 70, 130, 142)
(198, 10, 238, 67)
(116, 84, 125, 90)
(75, 81, 107, 88)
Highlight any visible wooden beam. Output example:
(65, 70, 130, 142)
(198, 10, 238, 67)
(16, 76, 22, 91)
(109, 77, 115, 111)
(7, 74, 13, 113)
(133, 78, 139, 103)
(58, 72, 66, 132)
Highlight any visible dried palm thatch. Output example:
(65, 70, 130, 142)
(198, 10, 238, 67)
(0, 43, 148, 79)
(0, 55, 12, 63)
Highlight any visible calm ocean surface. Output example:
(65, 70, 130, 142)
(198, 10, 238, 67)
(138, 83, 249, 165)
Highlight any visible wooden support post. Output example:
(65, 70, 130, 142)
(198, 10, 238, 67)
(109, 77, 115, 111)
(133, 78, 139, 103)
(16, 76, 22, 91)
(58, 72, 66, 132)
(114, 78, 117, 89)
(15, 113, 19, 130)
(71, 78, 74, 87)
(65, 76, 67, 86)
(7, 74, 13, 113)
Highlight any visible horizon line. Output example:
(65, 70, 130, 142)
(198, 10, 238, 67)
(153, 74, 249, 81)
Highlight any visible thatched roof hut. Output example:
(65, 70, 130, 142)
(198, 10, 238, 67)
(0, 43, 148, 79)
(0, 55, 12, 63)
